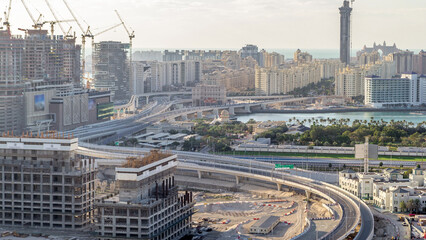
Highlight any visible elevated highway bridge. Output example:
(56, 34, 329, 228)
(78, 143, 374, 240)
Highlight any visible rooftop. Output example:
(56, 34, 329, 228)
(341, 169, 356, 173)
(1, 131, 75, 140)
(392, 188, 409, 194)
(121, 150, 173, 168)
(251, 215, 280, 229)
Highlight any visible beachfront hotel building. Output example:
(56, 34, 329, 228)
(365, 73, 426, 108)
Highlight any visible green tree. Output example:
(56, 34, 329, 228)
(246, 119, 257, 124)
(403, 170, 410, 179)
(407, 199, 414, 213)
(399, 201, 406, 212)
(413, 199, 421, 213)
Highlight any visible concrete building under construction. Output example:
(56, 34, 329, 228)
(93, 41, 130, 101)
(96, 152, 194, 239)
(0, 29, 81, 134)
(22, 29, 81, 85)
(0, 31, 25, 134)
(0, 134, 96, 230)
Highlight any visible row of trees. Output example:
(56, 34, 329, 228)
(288, 78, 334, 97)
(399, 199, 422, 213)
(256, 118, 426, 147)
(182, 121, 250, 152)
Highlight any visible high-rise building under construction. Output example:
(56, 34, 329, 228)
(93, 41, 130, 101)
(0, 31, 25, 134)
(0, 29, 81, 134)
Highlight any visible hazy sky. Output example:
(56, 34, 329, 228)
(6, 0, 426, 50)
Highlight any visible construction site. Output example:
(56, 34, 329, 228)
(175, 170, 342, 240)
(0, 0, 134, 134)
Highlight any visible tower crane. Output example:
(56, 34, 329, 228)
(115, 10, 135, 86)
(91, 23, 122, 47)
(21, 0, 44, 29)
(45, 19, 75, 38)
(45, 0, 75, 38)
(63, 0, 93, 81)
(3, 0, 12, 35)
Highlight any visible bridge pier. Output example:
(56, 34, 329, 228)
(135, 97, 139, 109)
(229, 107, 235, 115)
(305, 190, 311, 200)
(261, 104, 267, 110)
(197, 170, 202, 179)
(277, 183, 282, 191)
(213, 109, 219, 118)
(181, 114, 188, 121)
(146, 96, 149, 104)
(244, 105, 251, 113)
(236, 176, 240, 184)
(197, 111, 203, 119)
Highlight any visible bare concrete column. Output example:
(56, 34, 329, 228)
(135, 96, 139, 109)
(213, 109, 219, 117)
(236, 176, 240, 184)
(197, 170, 202, 179)
(244, 105, 251, 113)
(197, 111, 203, 119)
(305, 190, 311, 200)
(277, 183, 282, 191)
(229, 107, 235, 115)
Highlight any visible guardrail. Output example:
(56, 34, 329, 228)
(318, 185, 360, 240)
(358, 199, 374, 240)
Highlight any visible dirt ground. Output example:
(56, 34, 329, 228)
(192, 191, 332, 240)
(374, 216, 397, 240)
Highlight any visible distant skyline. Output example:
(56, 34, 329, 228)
(6, 0, 426, 50)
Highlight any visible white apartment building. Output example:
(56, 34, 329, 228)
(365, 73, 426, 108)
(149, 60, 202, 92)
(131, 62, 152, 95)
(339, 169, 384, 199)
(335, 61, 397, 97)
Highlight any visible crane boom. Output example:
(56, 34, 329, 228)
(21, 0, 37, 27)
(5, 0, 11, 21)
(3, 0, 12, 35)
(114, 9, 135, 94)
(94, 23, 122, 37)
(45, 0, 66, 35)
(114, 10, 131, 36)
(62, 0, 85, 33)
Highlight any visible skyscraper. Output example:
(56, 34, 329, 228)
(339, 0, 352, 66)
(93, 41, 130, 101)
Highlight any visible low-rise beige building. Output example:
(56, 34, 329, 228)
(340, 167, 426, 213)
(192, 84, 227, 106)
